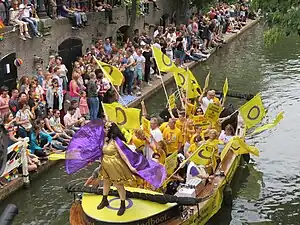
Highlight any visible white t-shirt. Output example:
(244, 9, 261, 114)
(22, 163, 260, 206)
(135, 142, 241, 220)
(145, 128, 163, 161)
(150, 128, 163, 142)
(153, 30, 160, 38)
(219, 130, 233, 144)
(201, 97, 214, 112)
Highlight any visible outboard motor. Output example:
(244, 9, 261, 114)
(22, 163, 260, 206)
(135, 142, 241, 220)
(0, 204, 18, 225)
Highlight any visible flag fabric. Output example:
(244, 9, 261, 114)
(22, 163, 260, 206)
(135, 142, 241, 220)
(184, 69, 201, 98)
(94, 57, 116, 84)
(190, 143, 218, 166)
(222, 77, 228, 103)
(239, 93, 266, 129)
(251, 111, 284, 135)
(142, 117, 151, 138)
(220, 136, 259, 160)
(173, 67, 201, 98)
(99, 61, 124, 86)
(204, 72, 210, 90)
(152, 46, 177, 73)
(103, 102, 141, 130)
(168, 93, 176, 109)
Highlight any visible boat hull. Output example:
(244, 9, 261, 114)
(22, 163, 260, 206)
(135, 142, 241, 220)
(82, 187, 180, 225)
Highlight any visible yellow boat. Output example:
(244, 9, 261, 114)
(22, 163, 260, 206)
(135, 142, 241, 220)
(67, 115, 247, 225)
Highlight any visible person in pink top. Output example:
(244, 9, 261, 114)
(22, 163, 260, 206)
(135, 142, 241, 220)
(69, 71, 81, 102)
(79, 91, 89, 119)
(0, 86, 10, 117)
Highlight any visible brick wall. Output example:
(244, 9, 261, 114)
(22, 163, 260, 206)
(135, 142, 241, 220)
(0, 0, 177, 80)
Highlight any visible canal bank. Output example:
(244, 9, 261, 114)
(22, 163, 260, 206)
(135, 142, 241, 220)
(0, 18, 260, 201)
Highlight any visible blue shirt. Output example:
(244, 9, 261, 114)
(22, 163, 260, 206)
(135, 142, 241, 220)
(29, 131, 52, 153)
(104, 43, 112, 55)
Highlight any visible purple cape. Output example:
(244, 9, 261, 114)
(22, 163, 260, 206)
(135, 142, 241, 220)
(65, 120, 166, 188)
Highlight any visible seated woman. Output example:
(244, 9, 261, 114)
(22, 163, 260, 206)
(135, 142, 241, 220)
(15, 100, 34, 138)
(29, 121, 65, 158)
(3, 112, 22, 146)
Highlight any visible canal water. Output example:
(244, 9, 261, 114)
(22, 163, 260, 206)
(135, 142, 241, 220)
(1, 22, 300, 225)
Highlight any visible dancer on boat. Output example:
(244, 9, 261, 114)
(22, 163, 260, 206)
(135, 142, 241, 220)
(66, 120, 166, 216)
(96, 121, 136, 216)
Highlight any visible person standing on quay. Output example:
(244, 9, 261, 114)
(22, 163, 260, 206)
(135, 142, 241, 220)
(87, 73, 99, 120)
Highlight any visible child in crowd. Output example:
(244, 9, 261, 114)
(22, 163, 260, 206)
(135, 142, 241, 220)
(79, 91, 89, 119)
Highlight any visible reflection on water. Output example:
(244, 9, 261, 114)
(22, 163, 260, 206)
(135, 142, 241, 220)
(1, 23, 300, 225)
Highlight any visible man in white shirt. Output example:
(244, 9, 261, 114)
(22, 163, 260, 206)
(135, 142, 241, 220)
(198, 89, 219, 112)
(145, 117, 163, 160)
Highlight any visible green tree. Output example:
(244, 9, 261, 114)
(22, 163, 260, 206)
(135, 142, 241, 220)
(252, 0, 300, 45)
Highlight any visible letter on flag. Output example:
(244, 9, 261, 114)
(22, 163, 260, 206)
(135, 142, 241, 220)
(251, 111, 284, 135)
(239, 93, 266, 129)
(103, 102, 141, 130)
(99, 61, 124, 86)
(152, 46, 177, 73)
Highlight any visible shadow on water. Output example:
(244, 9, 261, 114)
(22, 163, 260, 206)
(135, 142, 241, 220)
(1, 22, 300, 225)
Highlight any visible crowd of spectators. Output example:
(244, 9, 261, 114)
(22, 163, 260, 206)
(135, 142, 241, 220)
(0, 0, 163, 40)
(0, 1, 250, 181)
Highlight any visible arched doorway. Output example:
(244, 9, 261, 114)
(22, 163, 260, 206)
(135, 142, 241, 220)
(58, 38, 83, 81)
(116, 25, 130, 46)
(0, 53, 17, 90)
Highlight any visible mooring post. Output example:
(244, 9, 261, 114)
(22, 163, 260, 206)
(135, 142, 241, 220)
(21, 138, 30, 188)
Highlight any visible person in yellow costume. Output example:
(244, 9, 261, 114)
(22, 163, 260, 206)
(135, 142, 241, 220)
(97, 122, 137, 216)
(159, 121, 168, 133)
(183, 118, 195, 155)
(163, 118, 183, 155)
(175, 111, 186, 133)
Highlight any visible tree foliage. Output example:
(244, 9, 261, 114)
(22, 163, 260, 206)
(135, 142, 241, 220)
(252, 0, 300, 45)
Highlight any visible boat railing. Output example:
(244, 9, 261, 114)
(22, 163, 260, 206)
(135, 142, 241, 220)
(0, 138, 30, 185)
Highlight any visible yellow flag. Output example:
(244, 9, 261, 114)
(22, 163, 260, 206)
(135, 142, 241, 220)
(168, 93, 176, 109)
(233, 137, 259, 156)
(204, 103, 223, 123)
(184, 69, 201, 99)
(204, 72, 210, 90)
(142, 117, 151, 138)
(152, 46, 177, 73)
(94, 57, 115, 84)
(99, 61, 124, 86)
(48, 153, 66, 160)
(190, 143, 217, 166)
(221, 137, 259, 160)
(103, 102, 141, 130)
(121, 128, 133, 144)
(251, 111, 284, 135)
(173, 71, 186, 87)
(223, 77, 228, 99)
(164, 152, 178, 175)
(239, 93, 266, 129)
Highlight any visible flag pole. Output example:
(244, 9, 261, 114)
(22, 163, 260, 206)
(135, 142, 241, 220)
(161, 142, 206, 187)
